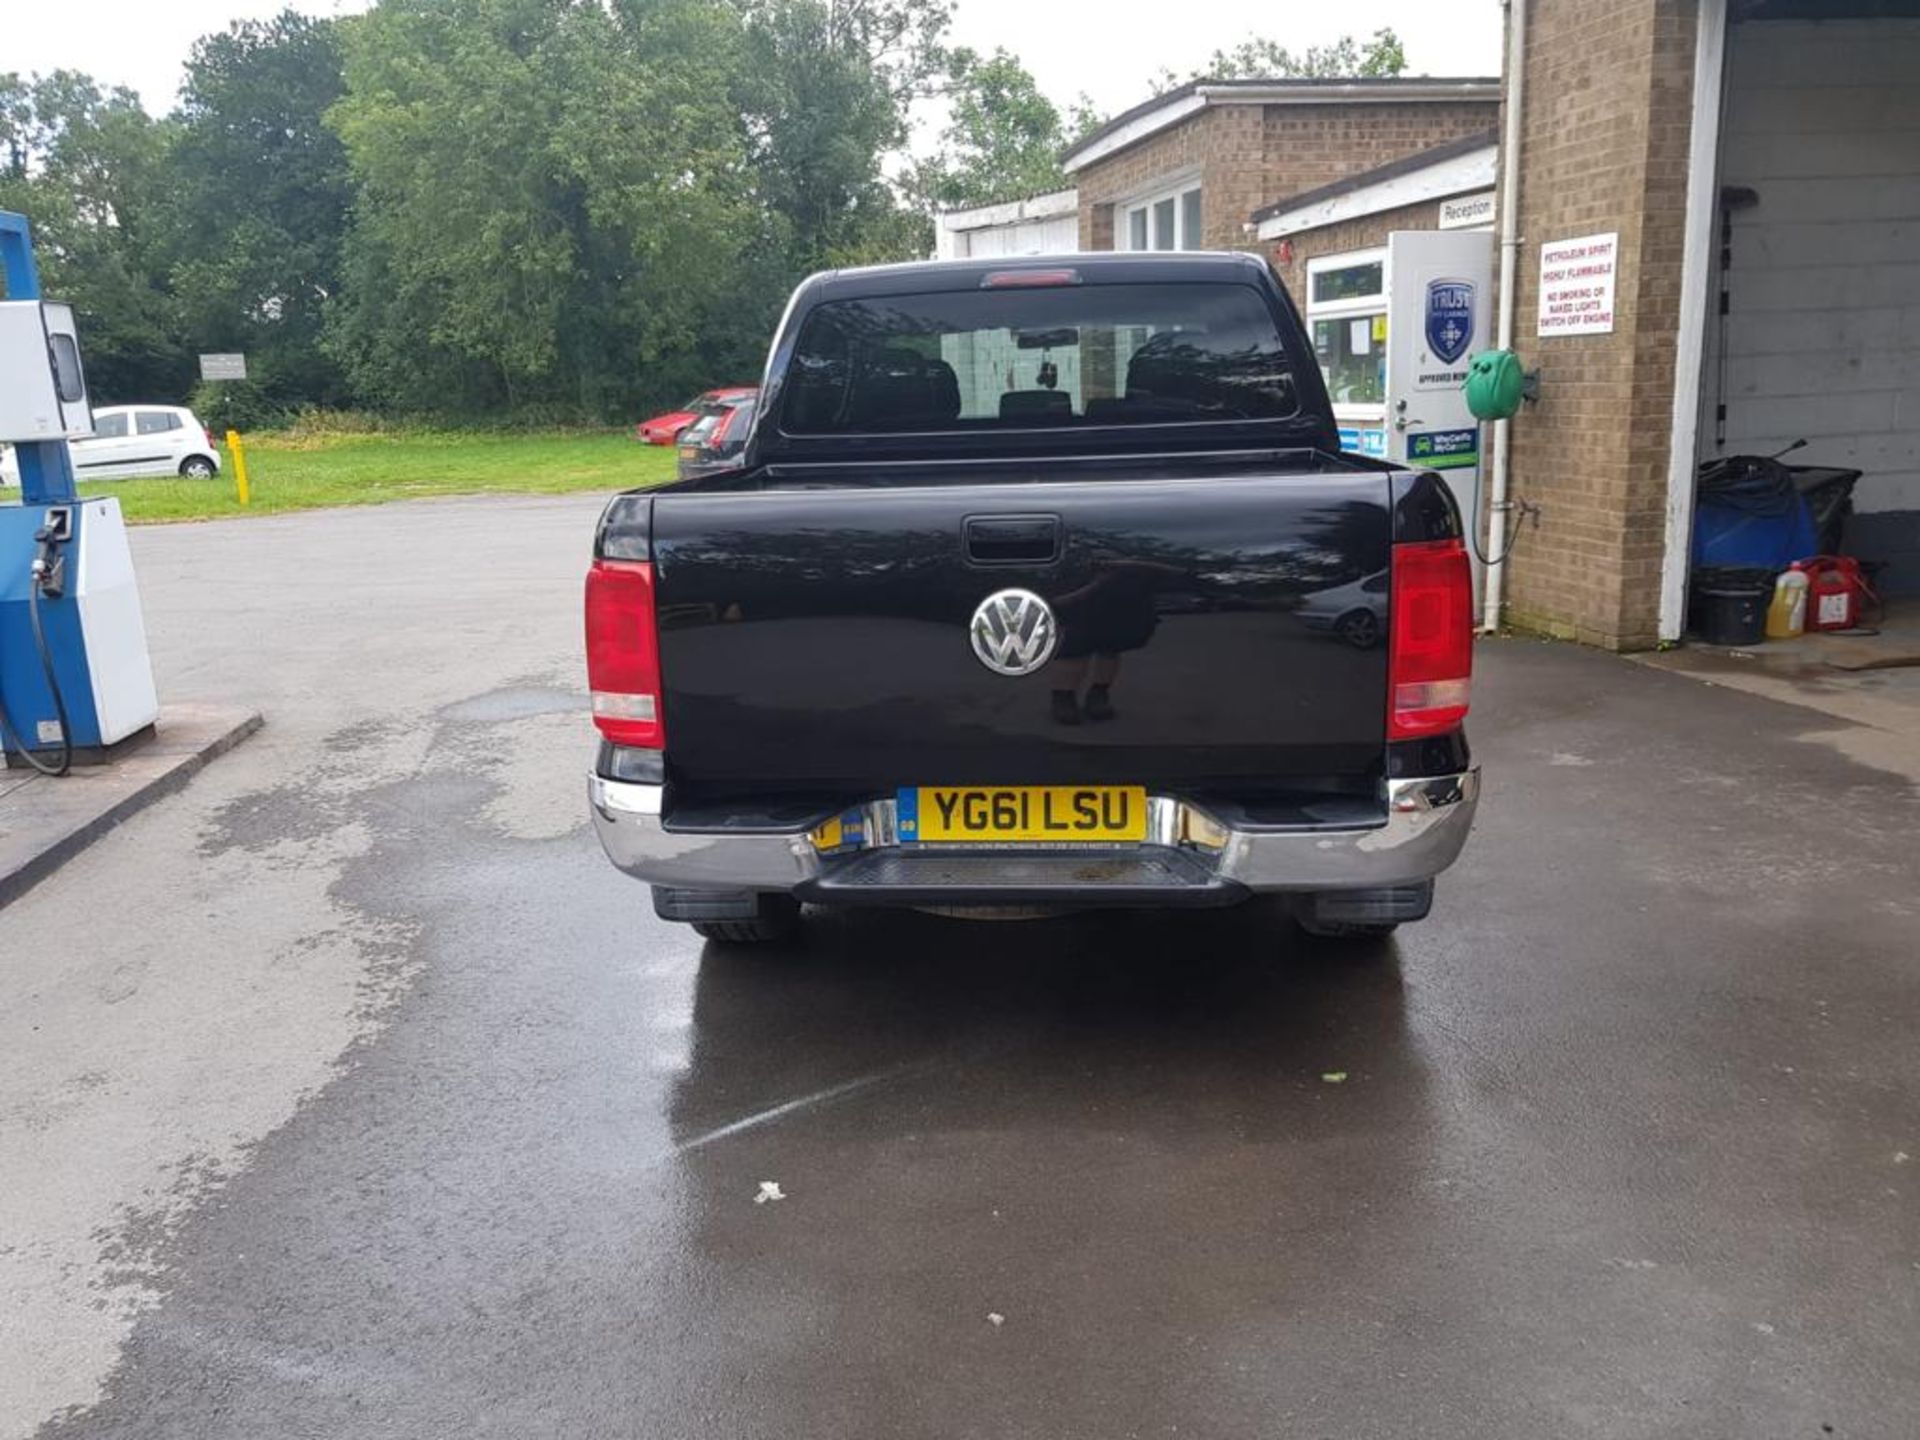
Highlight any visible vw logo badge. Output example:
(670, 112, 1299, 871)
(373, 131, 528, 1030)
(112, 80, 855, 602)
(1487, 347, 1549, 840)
(970, 589, 1058, 676)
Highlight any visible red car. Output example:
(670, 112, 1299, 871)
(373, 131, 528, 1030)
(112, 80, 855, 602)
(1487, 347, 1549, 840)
(635, 387, 756, 445)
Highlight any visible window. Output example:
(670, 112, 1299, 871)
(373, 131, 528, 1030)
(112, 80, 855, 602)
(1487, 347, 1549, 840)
(1305, 250, 1388, 421)
(782, 283, 1298, 435)
(136, 411, 182, 435)
(1119, 182, 1202, 251)
(1312, 316, 1386, 407)
(49, 334, 86, 403)
(1311, 261, 1385, 305)
(91, 412, 128, 439)
(679, 412, 723, 448)
(715, 400, 757, 451)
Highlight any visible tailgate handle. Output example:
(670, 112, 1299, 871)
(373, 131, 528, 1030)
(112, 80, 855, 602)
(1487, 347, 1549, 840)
(965, 515, 1060, 565)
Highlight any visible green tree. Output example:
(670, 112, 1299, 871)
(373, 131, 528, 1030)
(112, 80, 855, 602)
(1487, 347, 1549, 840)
(1065, 94, 1108, 145)
(0, 71, 184, 402)
(327, 0, 758, 419)
(1152, 28, 1407, 93)
(913, 46, 1072, 210)
(732, 0, 951, 269)
(165, 10, 353, 415)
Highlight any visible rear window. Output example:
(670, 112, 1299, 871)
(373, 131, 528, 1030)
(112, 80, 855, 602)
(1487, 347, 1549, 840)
(680, 412, 723, 446)
(136, 411, 182, 435)
(716, 399, 756, 446)
(781, 282, 1299, 435)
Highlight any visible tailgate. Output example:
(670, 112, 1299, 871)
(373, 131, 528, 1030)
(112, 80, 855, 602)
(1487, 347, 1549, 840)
(652, 472, 1391, 803)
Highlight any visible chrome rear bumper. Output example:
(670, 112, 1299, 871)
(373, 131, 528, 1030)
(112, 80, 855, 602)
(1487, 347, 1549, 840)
(588, 771, 1479, 900)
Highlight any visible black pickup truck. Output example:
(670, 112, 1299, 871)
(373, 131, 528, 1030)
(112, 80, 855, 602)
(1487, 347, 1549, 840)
(587, 252, 1478, 943)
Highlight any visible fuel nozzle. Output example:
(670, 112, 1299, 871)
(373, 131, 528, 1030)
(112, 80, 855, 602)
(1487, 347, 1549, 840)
(31, 507, 71, 600)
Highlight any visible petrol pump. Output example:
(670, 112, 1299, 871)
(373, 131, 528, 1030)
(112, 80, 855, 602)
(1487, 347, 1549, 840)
(1306, 229, 1495, 601)
(0, 210, 158, 774)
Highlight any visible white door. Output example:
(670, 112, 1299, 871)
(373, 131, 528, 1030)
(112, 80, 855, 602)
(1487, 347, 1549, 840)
(130, 409, 187, 476)
(1384, 230, 1495, 592)
(69, 411, 136, 479)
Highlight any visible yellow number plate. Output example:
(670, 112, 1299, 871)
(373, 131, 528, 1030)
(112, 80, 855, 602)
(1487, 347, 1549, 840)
(901, 786, 1147, 843)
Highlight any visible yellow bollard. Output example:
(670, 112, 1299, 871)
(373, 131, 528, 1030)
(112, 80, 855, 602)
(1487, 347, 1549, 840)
(225, 429, 251, 506)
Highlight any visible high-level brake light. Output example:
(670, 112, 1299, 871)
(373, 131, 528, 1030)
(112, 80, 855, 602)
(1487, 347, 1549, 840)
(980, 268, 1081, 289)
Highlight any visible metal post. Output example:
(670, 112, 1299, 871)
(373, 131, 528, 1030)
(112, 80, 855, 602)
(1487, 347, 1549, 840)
(0, 210, 41, 299)
(226, 430, 251, 506)
(0, 210, 80, 506)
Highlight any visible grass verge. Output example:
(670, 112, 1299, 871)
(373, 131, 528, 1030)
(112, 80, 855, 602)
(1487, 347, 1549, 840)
(73, 429, 677, 524)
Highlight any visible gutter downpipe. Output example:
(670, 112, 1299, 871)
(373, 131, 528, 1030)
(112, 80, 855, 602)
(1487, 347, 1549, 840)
(1483, 0, 1527, 634)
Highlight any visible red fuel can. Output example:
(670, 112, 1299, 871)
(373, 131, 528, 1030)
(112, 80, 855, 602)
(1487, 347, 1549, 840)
(1803, 555, 1867, 632)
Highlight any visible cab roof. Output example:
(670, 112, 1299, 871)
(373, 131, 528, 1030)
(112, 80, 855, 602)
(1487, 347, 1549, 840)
(799, 250, 1274, 302)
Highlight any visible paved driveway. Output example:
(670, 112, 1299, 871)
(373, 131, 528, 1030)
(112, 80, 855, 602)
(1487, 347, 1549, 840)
(3, 495, 1915, 1438)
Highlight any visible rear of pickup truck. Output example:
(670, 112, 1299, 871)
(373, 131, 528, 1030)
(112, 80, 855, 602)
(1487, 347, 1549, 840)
(587, 252, 1478, 942)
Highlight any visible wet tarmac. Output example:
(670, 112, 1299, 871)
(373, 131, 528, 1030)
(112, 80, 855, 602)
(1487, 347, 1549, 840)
(6, 497, 1916, 1439)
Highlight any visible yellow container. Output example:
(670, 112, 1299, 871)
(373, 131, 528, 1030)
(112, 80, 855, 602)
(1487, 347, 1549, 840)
(1765, 565, 1808, 639)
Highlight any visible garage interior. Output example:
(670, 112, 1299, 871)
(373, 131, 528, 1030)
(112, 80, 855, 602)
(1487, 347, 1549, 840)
(1699, 4, 1920, 596)
(1666, 0, 1920, 678)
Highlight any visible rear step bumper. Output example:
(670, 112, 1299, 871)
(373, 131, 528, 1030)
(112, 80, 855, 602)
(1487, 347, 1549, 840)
(802, 846, 1244, 908)
(589, 770, 1479, 904)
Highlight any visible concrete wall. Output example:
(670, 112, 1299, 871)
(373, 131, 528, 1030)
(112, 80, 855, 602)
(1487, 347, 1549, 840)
(1708, 17, 1920, 592)
(1500, 0, 1698, 650)
(1074, 100, 1497, 258)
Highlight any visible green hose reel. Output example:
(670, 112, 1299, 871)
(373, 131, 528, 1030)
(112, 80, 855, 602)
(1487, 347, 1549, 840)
(1465, 349, 1527, 422)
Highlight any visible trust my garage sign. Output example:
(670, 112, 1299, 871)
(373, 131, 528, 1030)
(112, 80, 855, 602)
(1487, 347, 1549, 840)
(1537, 232, 1619, 336)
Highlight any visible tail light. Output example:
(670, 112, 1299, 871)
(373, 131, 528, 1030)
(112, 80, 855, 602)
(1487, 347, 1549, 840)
(1388, 538, 1473, 740)
(585, 559, 664, 748)
(206, 428, 218, 449)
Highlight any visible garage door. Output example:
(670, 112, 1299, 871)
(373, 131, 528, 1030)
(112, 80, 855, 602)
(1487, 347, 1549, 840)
(1707, 16, 1920, 590)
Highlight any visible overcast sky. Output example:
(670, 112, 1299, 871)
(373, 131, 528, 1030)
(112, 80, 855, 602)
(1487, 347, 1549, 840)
(9, 0, 1502, 127)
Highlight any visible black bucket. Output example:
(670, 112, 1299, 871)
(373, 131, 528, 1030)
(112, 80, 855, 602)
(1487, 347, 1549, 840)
(1689, 566, 1772, 646)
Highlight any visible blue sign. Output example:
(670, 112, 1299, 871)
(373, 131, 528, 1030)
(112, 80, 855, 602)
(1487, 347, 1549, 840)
(1425, 279, 1475, 366)
(1338, 426, 1387, 458)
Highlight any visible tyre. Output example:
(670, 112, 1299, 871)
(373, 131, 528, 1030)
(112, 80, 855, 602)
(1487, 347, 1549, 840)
(1335, 608, 1382, 648)
(1296, 915, 1400, 941)
(654, 887, 801, 944)
(1294, 882, 1431, 941)
(180, 455, 217, 478)
(691, 903, 800, 945)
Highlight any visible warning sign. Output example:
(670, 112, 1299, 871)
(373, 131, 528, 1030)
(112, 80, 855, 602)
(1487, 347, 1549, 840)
(1537, 232, 1618, 337)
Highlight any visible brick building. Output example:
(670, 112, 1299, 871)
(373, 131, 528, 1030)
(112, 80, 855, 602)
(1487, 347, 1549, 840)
(1059, 78, 1500, 256)
(1249, 131, 1499, 319)
(942, 5, 1919, 650)
(1446, 0, 1920, 648)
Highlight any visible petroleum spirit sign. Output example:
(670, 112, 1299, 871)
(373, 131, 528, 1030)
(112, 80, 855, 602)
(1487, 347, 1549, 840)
(1537, 232, 1618, 336)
